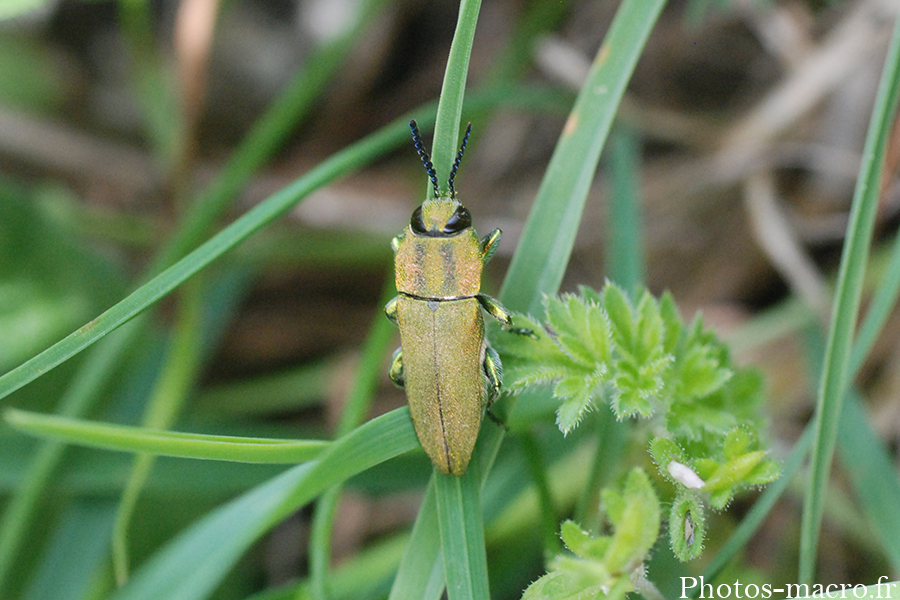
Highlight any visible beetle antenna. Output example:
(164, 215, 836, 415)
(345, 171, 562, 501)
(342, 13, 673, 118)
(409, 120, 440, 197)
(448, 123, 472, 198)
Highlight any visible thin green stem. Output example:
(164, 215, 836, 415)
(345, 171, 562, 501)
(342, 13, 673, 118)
(113, 278, 205, 584)
(429, 0, 482, 198)
(0, 321, 139, 594)
(518, 432, 560, 559)
(307, 281, 397, 600)
(799, 16, 900, 584)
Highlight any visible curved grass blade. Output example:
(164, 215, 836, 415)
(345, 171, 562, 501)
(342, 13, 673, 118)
(156, 0, 390, 268)
(429, 0, 482, 193)
(4, 408, 329, 463)
(436, 471, 489, 600)
(20, 499, 117, 600)
(0, 113, 433, 404)
(839, 392, 900, 571)
(309, 281, 397, 600)
(799, 15, 900, 584)
(388, 480, 445, 600)
(499, 0, 667, 317)
(0, 321, 140, 594)
(114, 277, 207, 583)
(107, 408, 417, 600)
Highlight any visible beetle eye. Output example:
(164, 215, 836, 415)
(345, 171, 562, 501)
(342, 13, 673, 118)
(410, 206, 427, 234)
(443, 206, 471, 234)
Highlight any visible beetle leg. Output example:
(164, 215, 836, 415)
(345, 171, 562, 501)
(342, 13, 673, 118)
(480, 228, 501, 263)
(384, 296, 399, 324)
(476, 294, 535, 337)
(388, 348, 405, 387)
(483, 345, 503, 405)
(391, 232, 405, 253)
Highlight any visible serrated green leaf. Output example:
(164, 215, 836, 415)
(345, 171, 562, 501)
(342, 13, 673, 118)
(603, 468, 660, 573)
(556, 390, 594, 434)
(578, 285, 603, 304)
(586, 303, 613, 364)
(546, 296, 595, 367)
(522, 568, 617, 600)
(554, 376, 589, 399)
(634, 292, 664, 362)
(703, 451, 766, 492)
(603, 283, 634, 353)
(649, 437, 686, 472)
(746, 459, 781, 485)
(723, 428, 752, 460)
(693, 458, 719, 480)
(559, 521, 608, 560)
(710, 488, 732, 509)
(659, 292, 682, 354)
(679, 344, 731, 399)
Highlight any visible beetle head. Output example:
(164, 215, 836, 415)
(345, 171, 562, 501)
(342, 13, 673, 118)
(409, 198, 472, 237)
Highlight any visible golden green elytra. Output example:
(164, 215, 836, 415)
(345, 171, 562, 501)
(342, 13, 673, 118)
(384, 121, 529, 476)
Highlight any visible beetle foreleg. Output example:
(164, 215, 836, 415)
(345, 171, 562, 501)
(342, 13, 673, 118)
(391, 232, 405, 253)
(388, 348, 405, 387)
(384, 296, 399, 324)
(483, 345, 503, 405)
(480, 228, 502, 263)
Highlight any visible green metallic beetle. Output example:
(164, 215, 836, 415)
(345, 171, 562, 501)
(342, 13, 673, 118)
(385, 120, 528, 476)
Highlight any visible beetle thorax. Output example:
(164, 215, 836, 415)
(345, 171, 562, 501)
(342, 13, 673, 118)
(394, 198, 482, 299)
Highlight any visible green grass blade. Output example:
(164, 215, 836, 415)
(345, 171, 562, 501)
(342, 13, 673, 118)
(3, 408, 329, 463)
(388, 481, 445, 600)
(429, 0, 482, 194)
(799, 16, 900, 584)
(850, 234, 900, 376)
(0, 113, 432, 404)
(107, 408, 417, 600)
(156, 0, 390, 268)
(0, 320, 139, 594)
(118, 0, 181, 166)
(499, 0, 666, 316)
(605, 126, 645, 293)
(114, 278, 207, 583)
(436, 471, 490, 600)
(308, 281, 397, 600)
(838, 392, 900, 571)
(19, 500, 117, 600)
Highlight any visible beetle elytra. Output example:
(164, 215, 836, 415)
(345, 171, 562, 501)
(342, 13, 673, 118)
(385, 120, 528, 476)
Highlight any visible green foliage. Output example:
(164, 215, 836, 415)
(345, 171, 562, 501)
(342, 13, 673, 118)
(495, 282, 780, 562)
(522, 468, 660, 600)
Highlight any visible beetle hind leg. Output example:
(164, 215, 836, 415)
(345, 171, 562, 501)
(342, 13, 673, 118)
(389, 348, 405, 388)
(476, 294, 535, 338)
(483, 346, 503, 406)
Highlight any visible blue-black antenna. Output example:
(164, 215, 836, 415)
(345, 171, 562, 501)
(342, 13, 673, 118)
(409, 120, 440, 197)
(448, 123, 472, 198)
